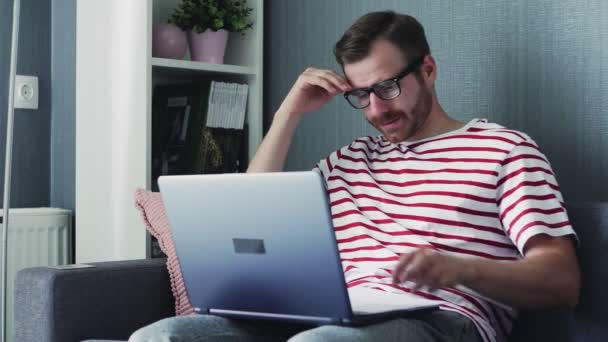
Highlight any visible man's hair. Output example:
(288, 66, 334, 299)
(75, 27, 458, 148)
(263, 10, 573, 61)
(334, 11, 430, 68)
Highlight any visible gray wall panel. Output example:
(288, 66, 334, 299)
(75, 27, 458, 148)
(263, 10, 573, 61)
(265, 0, 608, 201)
(0, 0, 51, 208)
(50, 0, 76, 212)
(0, 0, 76, 210)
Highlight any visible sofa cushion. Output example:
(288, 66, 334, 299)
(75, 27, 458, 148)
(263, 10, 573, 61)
(134, 189, 194, 316)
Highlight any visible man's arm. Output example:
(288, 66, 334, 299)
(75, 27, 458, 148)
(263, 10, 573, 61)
(247, 68, 351, 173)
(392, 235, 580, 309)
(246, 110, 301, 173)
(463, 235, 580, 308)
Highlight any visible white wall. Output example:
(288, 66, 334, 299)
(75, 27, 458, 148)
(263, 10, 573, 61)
(76, 0, 150, 262)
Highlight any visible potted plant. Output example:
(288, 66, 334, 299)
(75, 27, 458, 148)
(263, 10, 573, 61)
(169, 0, 253, 64)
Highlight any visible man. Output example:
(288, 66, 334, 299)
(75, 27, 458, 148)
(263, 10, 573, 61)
(131, 11, 580, 342)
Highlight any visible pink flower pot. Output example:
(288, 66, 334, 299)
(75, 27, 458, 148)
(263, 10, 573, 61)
(188, 29, 229, 64)
(152, 23, 188, 59)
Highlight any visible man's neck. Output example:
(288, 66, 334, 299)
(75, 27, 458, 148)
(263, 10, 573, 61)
(406, 106, 464, 142)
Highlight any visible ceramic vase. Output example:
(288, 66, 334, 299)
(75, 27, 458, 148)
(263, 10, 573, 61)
(152, 23, 188, 59)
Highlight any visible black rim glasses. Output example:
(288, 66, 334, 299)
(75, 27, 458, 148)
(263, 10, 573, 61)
(343, 56, 425, 109)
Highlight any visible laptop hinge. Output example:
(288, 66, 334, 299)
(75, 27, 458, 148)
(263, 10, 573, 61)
(209, 308, 341, 325)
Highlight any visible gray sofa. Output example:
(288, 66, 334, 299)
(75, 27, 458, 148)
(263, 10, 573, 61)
(14, 202, 608, 342)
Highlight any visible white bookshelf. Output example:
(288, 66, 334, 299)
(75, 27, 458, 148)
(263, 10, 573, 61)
(152, 57, 257, 75)
(151, 0, 264, 162)
(75, 0, 264, 262)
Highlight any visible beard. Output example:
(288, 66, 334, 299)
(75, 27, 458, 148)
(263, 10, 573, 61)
(370, 84, 433, 143)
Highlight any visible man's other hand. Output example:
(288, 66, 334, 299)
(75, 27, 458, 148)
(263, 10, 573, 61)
(277, 67, 351, 118)
(392, 248, 472, 292)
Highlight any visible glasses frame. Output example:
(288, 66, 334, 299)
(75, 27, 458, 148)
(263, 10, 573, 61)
(343, 56, 425, 109)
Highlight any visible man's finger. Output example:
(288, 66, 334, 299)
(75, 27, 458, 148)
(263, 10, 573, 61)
(323, 70, 352, 91)
(403, 252, 429, 283)
(314, 72, 349, 93)
(316, 74, 344, 94)
(310, 69, 351, 91)
(393, 252, 416, 285)
(303, 74, 339, 94)
(392, 251, 416, 284)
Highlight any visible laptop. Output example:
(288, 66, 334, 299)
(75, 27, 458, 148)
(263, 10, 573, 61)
(158, 171, 438, 326)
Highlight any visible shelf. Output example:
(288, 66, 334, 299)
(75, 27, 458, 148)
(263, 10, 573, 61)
(152, 57, 257, 76)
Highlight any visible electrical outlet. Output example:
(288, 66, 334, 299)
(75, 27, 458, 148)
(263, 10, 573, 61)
(14, 75, 39, 110)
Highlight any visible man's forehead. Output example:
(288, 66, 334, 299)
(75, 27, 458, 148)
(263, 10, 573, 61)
(343, 61, 407, 89)
(342, 40, 406, 88)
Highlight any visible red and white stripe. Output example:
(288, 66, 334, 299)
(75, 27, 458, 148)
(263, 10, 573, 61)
(315, 118, 576, 342)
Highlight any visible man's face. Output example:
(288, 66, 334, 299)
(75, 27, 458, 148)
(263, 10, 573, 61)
(343, 40, 433, 143)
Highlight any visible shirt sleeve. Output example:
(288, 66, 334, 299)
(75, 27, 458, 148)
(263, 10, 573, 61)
(495, 139, 578, 254)
(313, 148, 342, 187)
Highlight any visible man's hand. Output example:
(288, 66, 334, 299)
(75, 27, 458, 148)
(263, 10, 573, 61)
(391, 236, 580, 310)
(277, 67, 351, 118)
(247, 67, 351, 173)
(392, 248, 472, 292)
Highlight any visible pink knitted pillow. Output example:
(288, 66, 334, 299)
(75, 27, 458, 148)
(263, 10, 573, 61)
(134, 189, 194, 316)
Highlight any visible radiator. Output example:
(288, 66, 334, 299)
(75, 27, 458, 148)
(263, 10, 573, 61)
(1, 208, 72, 342)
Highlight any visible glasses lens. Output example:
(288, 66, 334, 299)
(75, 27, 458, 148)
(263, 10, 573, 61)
(374, 80, 400, 100)
(346, 91, 369, 109)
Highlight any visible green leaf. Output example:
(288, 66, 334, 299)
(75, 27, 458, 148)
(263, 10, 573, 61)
(169, 0, 253, 33)
(212, 18, 224, 29)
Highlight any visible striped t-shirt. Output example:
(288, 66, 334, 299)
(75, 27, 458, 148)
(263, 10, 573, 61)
(314, 118, 576, 342)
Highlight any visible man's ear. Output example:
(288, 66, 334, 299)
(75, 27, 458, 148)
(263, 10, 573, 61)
(420, 55, 437, 86)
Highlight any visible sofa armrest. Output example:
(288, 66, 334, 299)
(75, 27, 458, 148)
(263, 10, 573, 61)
(15, 258, 174, 342)
(510, 202, 608, 341)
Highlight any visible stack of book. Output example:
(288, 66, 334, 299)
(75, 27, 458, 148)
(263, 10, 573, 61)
(198, 81, 249, 175)
(151, 80, 249, 191)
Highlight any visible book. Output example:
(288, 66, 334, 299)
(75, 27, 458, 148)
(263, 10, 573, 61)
(149, 78, 248, 261)
(193, 81, 249, 174)
(151, 80, 249, 188)
(195, 127, 244, 174)
(151, 82, 211, 190)
(178, 82, 212, 175)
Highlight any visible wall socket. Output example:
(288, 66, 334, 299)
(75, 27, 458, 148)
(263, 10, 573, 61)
(14, 75, 39, 110)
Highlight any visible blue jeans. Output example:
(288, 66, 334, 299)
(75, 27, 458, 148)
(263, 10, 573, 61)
(128, 310, 482, 342)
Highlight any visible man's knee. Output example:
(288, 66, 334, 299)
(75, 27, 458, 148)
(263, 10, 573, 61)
(288, 325, 358, 342)
(128, 316, 175, 342)
(128, 315, 233, 342)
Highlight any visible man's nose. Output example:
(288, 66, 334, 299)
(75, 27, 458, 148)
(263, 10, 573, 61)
(367, 93, 388, 118)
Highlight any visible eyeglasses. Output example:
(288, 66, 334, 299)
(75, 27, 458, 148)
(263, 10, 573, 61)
(343, 56, 425, 109)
